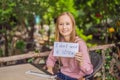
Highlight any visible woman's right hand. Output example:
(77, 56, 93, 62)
(47, 66, 54, 75)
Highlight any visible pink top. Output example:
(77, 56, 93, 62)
(46, 37, 93, 79)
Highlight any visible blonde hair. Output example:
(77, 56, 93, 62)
(55, 12, 76, 42)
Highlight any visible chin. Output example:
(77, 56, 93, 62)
(62, 34, 70, 37)
(62, 33, 71, 36)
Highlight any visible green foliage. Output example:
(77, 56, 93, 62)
(76, 27, 94, 47)
(0, 0, 16, 24)
(0, 0, 120, 42)
(15, 40, 26, 52)
(27, 58, 34, 63)
(0, 0, 119, 49)
(0, 48, 3, 57)
(76, 27, 92, 41)
(104, 49, 117, 80)
(0, 0, 120, 79)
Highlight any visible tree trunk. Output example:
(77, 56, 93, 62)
(4, 27, 9, 57)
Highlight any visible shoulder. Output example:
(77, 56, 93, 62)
(75, 37, 88, 51)
(75, 36, 87, 47)
(75, 36, 85, 43)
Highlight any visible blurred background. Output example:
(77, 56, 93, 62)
(0, 0, 120, 80)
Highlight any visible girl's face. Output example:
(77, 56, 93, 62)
(58, 14, 73, 38)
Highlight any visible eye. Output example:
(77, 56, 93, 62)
(59, 23, 63, 25)
(66, 22, 70, 25)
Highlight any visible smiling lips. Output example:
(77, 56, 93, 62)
(62, 29, 68, 33)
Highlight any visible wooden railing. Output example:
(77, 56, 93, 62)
(0, 42, 120, 80)
(0, 43, 118, 63)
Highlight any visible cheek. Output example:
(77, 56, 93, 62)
(58, 28, 62, 34)
(58, 26, 62, 31)
(69, 25, 73, 31)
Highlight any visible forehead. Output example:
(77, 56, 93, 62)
(58, 14, 72, 22)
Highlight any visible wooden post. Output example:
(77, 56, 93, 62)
(101, 49, 106, 80)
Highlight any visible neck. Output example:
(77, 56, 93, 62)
(63, 36, 70, 42)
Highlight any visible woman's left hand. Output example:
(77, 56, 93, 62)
(75, 52, 83, 66)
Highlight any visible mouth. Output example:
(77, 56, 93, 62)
(62, 29, 69, 33)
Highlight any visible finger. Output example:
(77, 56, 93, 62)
(75, 54, 82, 58)
(75, 56, 82, 60)
(75, 53, 82, 57)
(75, 56, 83, 61)
(75, 39, 80, 43)
(74, 37, 81, 43)
(47, 69, 54, 75)
(75, 53, 82, 56)
(76, 58, 83, 63)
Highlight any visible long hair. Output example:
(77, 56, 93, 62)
(55, 12, 76, 42)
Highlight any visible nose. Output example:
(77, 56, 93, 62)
(63, 24, 66, 29)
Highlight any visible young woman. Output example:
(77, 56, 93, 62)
(46, 12, 93, 80)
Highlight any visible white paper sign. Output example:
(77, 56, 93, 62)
(53, 42, 79, 57)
